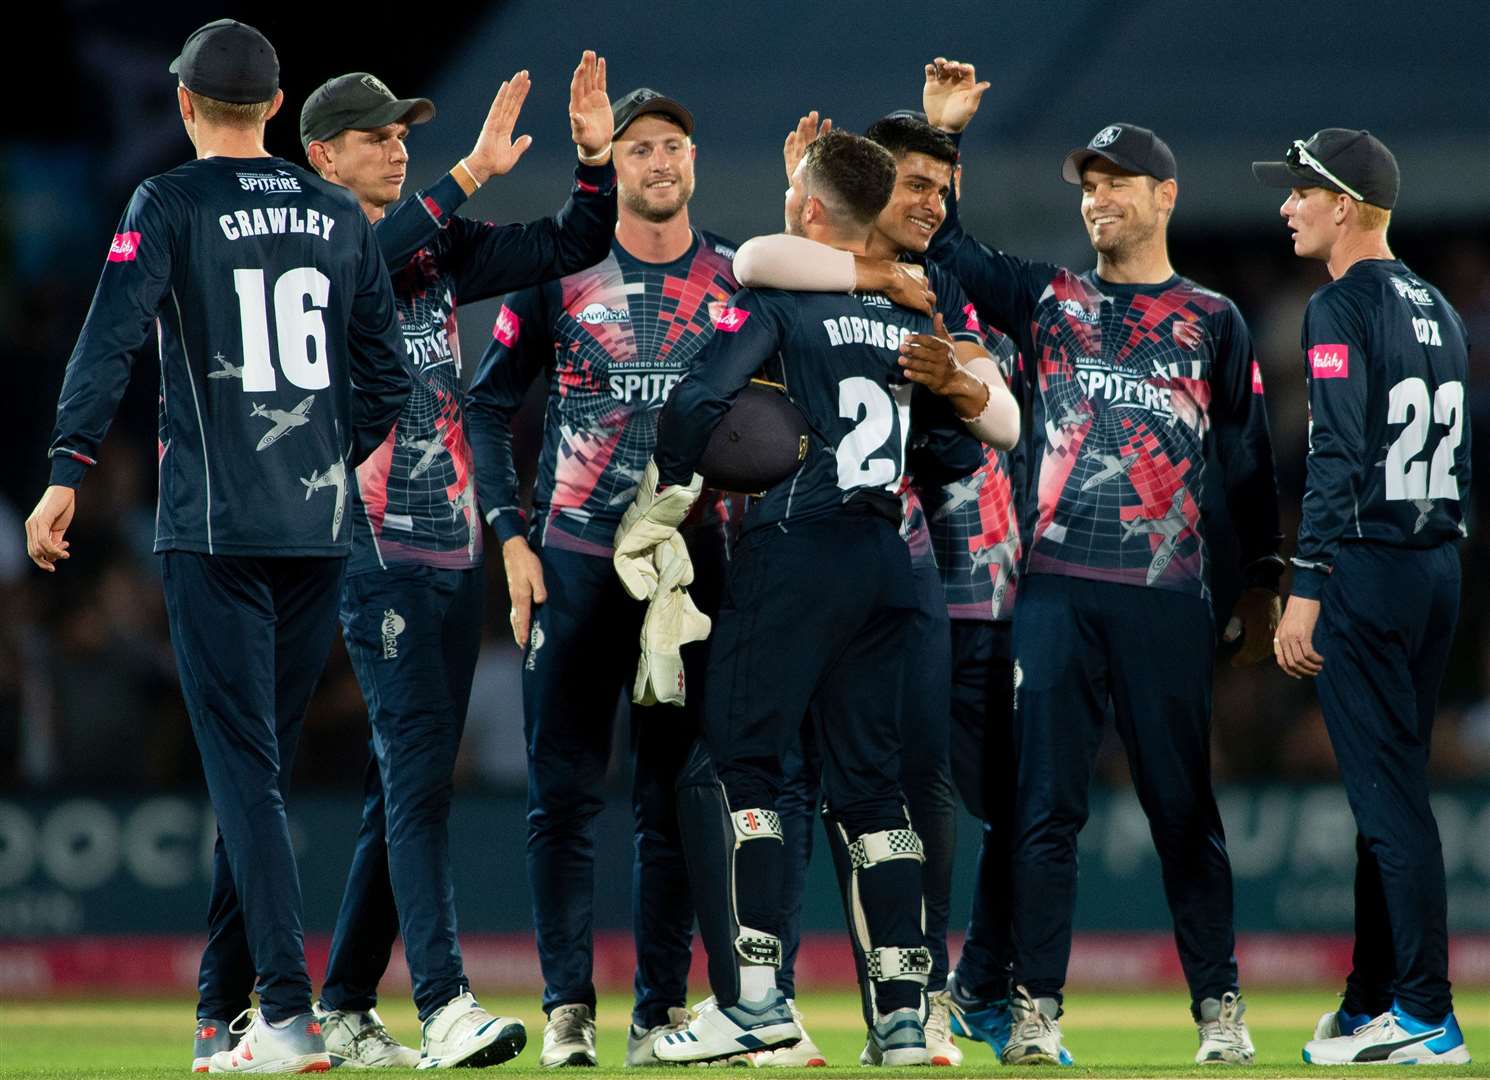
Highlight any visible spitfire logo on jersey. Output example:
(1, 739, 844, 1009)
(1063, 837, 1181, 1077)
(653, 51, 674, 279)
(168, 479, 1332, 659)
(1073, 357, 1176, 416)
(608, 368, 683, 403)
(1309, 344, 1350, 378)
(108, 232, 141, 262)
(236, 172, 302, 194)
(1391, 277, 1435, 307)
(575, 302, 629, 325)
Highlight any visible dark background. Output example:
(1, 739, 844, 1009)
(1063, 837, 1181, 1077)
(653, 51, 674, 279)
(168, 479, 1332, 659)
(4, 0, 1489, 799)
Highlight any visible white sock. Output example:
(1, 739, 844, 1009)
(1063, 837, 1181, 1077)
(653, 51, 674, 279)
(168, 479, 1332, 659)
(740, 965, 776, 1001)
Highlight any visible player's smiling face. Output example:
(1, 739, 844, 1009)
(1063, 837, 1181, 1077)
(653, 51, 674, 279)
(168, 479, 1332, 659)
(615, 114, 696, 224)
(1280, 187, 1339, 261)
(876, 152, 951, 254)
(1080, 159, 1170, 257)
(317, 122, 409, 211)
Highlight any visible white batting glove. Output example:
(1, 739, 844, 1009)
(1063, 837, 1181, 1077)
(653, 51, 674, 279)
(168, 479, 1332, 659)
(613, 459, 702, 601)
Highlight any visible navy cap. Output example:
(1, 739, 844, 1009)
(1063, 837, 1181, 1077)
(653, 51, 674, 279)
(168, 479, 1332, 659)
(300, 72, 435, 151)
(612, 88, 693, 138)
(1062, 123, 1177, 184)
(169, 19, 279, 104)
(1252, 128, 1400, 209)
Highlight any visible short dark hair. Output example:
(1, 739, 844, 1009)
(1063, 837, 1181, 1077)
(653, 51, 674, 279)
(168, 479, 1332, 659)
(801, 130, 896, 228)
(865, 113, 958, 168)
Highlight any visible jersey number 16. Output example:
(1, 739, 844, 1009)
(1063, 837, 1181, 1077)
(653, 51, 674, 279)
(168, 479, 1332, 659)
(231, 267, 332, 393)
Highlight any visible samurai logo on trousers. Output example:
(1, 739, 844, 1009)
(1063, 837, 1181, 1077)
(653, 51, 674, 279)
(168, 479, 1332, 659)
(1121, 486, 1189, 584)
(300, 459, 347, 540)
(381, 608, 406, 660)
(250, 395, 315, 450)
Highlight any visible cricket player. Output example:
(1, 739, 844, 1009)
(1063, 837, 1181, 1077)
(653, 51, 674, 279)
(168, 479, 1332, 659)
(1254, 129, 1473, 1067)
(923, 58, 1283, 1065)
(24, 19, 411, 1074)
(299, 54, 616, 1068)
(727, 109, 1018, 1067)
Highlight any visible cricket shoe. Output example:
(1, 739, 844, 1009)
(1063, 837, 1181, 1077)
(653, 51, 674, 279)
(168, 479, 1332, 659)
(925, 991, 963, 1065)
(1313, 1004, 1374, 1041)
(859, 1006, 932, 1067)
(1195, 993, 1255, 1064)
(944, 972, 1013, 1057)
(654, 993, 800, 1064)
(208, 1010, 330, 1073)
(314, 1005, 420, 1068)
(625, 1007, 691, 1067)
(1302, 1004, 1471, 1065)
(418, 992, 526, 1069)
(194, 1017, 237, 1073)
(540, 1003, 597, 1067)
(744, 999, 827, 1066)
(1000, 987, 1072, 1067)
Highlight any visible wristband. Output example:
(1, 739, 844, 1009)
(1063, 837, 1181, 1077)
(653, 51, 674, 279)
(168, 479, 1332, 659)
(456, 158, 481, 189)
(577, 142, 612, 165)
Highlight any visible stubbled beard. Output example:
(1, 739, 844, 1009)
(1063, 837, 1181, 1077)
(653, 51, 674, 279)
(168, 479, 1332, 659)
(621, 175, 693, 223)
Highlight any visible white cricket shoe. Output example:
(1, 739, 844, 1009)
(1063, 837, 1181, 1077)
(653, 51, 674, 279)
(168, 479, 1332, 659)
(1302, 1007, 1471, 1066)
(859, 1006, 931, 1067)
(1000, 987, 1070, 1067)
(540, 1003, 597, 1068)
(745, 999, 827, 1066)
(925, 991, 964, 1066)
(654, 993, 800, 1064)
(1195, 993, 1255, 1064)
(314, 1006, 420, 1069)
(417, 992, 526, 1069)
(208, 1010, 330, 1073)
(1314, 1004, 1372, 1041)
(625, 1007, 691, 1067)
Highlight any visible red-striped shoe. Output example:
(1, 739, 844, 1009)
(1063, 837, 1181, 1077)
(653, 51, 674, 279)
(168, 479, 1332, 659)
(208, 1010, 330, 1073)
(194, 1017, 236, 1073)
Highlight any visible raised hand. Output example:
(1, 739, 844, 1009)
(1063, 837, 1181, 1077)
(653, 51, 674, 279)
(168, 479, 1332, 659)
(464, 70, 533, 183)
(569, 50, 613, 159)
(923, 57, 990, 133)
(783, 110, 831, 180)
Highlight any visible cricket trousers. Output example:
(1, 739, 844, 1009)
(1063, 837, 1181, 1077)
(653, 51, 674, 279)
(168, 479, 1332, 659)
(524, 529, 723, 1027)
(1315, 541, 1460, 1021)
(948, 618, 1018, 1004)
(776, 560, 956, 1000)
(320, 563, 483, 1021)
(1010, 573, 1237, 1012)
(161, 551, 345, 1025)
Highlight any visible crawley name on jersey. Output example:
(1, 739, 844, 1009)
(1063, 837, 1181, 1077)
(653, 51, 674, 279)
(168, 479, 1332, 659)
(48, 157, 408, 556)
(345, 164, 616, 575)
(1291, 258, 1471, 598)
(655, 285, 980, 530)
(930, 170, 1282, 599)
(467, 229, 738, 556)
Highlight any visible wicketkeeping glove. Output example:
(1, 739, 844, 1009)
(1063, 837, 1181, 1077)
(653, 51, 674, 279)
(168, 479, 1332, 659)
(633, 546, 712, 706)
(613, 459, 702, 601)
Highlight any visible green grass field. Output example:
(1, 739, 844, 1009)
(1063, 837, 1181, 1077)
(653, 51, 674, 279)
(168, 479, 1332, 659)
(1, 991, 1487, 1078)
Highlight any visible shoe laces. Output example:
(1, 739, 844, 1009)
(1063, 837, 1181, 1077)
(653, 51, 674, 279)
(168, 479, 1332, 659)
(1351, 1011, 1402, 1042)
(926, 992, 955, 1046)
(547, 1005, 592, 1044)
(439, 998, 492, 1043)
(348, 1013, 404, 1054)
(1009, 988, 1057, 1043)
(1199, 992, 1249, 1047)
(227, 1008, 259, 1038)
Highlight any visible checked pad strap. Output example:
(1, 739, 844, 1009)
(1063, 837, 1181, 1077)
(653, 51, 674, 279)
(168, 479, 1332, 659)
(866, 945, 933, 983)
(731, 808, 783, 842)
(734, 927, 783, 967)
(848, 828, 923, 870)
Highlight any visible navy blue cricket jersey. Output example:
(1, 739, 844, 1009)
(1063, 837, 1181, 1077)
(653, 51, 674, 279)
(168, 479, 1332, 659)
(47, 155, 410, 557)
(655, 284, 977, 533)
(467, 229, 739, 557)
(929, 155, 1282, 600)
(345, 163, 616, 575)
(1291, 259, 1471, 599)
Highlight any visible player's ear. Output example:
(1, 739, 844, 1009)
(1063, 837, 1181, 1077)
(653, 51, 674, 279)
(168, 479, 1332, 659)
(263, 88, 285, 123)
(307, 140, 332, 179)
(1155, 177, 1177, 215)
(177, 84, 194, 125)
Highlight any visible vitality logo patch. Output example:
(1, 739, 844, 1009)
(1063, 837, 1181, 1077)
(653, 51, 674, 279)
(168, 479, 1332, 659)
(1309, 344, 1350, 379)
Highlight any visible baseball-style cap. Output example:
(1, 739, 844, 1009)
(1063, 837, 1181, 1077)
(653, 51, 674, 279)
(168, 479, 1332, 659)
(300, 72, 435, 151)
(169, 19, 279, 104)
(1251, 129, 1399, 209)
(612, 88, 694, 138)
(1062, 123, 1177, 184)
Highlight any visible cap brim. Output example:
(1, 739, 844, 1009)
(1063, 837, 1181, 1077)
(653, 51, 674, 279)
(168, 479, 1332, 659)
(355, 97, 436, 131)
(615, 98, 693, 138)
(1251, 160, 1328, 190)
(1061, 147, 1144, 184)
(168, 55, 181, 75)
